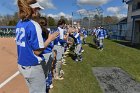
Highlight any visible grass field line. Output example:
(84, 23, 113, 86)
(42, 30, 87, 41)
(0, 71, 20, 89)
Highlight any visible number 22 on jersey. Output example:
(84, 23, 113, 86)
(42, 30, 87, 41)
(16, 28, 25, 47)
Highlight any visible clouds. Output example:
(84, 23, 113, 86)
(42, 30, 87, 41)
(14, 0, 55, 9)
(76, 0, 127, 18)
(107, 4, 128, 14)
(47, 12, 72, 19)
(37, 0, 55, 9)
(76, 9, 89, 16)
(76, 9, 87, 14)
(76, 7, 127, 19)
(11, 0, 127, 19)
(77, 0, 110, 6)
(76, 9, 99, 16)
(116, 14, 127, 18)
(107, 6, 127, 18)
(107, 7, 120, 13)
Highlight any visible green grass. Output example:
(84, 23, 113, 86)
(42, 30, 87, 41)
(50, 36, 140, 93)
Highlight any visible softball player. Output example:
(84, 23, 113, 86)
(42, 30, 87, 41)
(53, 19, 67, 80)
(38, 17, 54, 89)
(73, 27, 83, 62)
(96, 27, 107, 51)
(93, 27, 100, 48)
(81, 28, 87, 44)
(16, 0, 58, 93)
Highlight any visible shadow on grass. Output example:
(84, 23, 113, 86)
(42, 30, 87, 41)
(87, 43, 97, 49)
(67, 53, 75, 60)
(65, 45, 76, 61)
(112, 40, 140, 50)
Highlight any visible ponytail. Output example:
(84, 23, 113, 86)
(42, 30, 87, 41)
(17, 0, 33, 20)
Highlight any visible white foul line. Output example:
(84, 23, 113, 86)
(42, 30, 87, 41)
(0, 71, 20, 89)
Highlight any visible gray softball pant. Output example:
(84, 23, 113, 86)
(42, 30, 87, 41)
(18, 64, 46, 93)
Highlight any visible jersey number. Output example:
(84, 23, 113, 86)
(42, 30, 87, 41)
(16, 28, 25, 47)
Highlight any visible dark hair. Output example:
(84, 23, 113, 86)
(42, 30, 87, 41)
(57, 19, 66, 27)
(38, 17, 49, 39)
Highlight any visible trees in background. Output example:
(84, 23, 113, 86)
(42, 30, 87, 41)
(0, 12, 119, 27)
(80, 15, 119, 28)
(0, 12, 19, 26)
(104, 16, 119, 25)
(47, 16, 56, 26)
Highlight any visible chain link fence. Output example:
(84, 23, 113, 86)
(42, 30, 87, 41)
(0, 22, 133, 42)
(103, 22, 132, 41)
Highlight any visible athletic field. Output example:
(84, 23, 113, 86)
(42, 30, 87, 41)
(1, 37, 140, 93)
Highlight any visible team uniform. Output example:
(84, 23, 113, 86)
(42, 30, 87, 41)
(81, 29, 88, 44)
(40, 29, 54, 89)
(61, 28, 68, 65)
(16, 19, 46, 93)
(73, 31, 83, 62)
(93, 28, 100, 47)
(96, 28, 107, 50)
(53, 26, 66, 79)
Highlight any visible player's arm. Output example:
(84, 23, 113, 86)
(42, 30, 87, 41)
(29, 21, 59, 56)
(34, 32, 59, 56)
(64, 32, 69, 40)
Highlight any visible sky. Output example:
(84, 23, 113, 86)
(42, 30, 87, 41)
(0, 0, 128, 19)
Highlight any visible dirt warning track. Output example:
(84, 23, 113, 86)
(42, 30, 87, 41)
(0, 38, 28, 93)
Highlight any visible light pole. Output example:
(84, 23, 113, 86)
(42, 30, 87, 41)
(71, 12, 73, 27)
(96, 7, 103, 26)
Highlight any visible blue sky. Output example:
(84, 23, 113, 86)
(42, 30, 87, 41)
(0, 0, 128, 19)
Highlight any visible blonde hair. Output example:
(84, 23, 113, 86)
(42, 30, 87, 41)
(17, 0, 37, 20)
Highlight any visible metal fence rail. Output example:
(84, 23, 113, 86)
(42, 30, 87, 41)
(0, 23, 132, 42)
(0, 26, 16, 37)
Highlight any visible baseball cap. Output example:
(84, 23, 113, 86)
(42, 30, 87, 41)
(30, 2, 44, 10)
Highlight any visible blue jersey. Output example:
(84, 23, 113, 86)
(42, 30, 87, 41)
(73, 32, 82, 44)
(44, 41, 54, 53)
(94, 29, 98, 37)
(83, 30, 87, 38)
(42, 31, 54, 54)
(54, 27, 66, 46)
(97, 28, 106, 39)
(16, 20, 44, 66)
(103, 29, 107, 38)
(79, 28, 83, 33)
